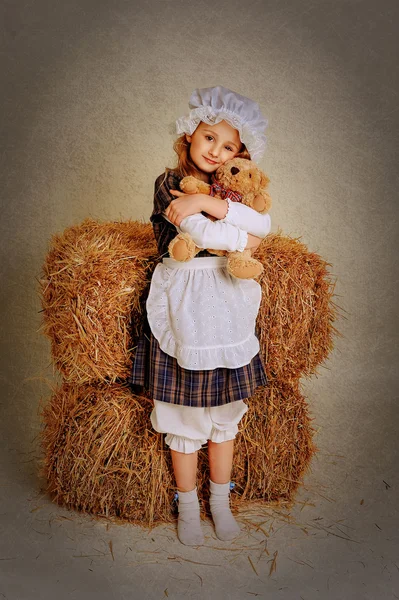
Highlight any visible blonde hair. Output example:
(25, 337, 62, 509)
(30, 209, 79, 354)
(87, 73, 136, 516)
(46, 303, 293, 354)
(168, 134, 251, 179)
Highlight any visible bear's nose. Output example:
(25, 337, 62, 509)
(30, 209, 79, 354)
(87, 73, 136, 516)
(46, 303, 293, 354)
(231, 167, 240, 175)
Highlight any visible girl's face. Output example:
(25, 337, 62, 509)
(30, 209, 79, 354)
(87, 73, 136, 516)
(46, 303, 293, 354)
(186, 120, 242, 176)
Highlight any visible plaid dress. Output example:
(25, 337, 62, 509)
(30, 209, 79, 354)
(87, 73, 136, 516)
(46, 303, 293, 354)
(127, 169, 268, 407)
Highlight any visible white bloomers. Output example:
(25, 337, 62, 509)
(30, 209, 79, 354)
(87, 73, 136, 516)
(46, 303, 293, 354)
(150, 400, 249, 454)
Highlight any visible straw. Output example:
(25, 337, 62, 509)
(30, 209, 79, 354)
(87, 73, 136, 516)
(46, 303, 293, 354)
(40, 382, 174, 525)
(255, 230, 339, 384)
(39, 220, 340, 524)
(40, 380, 315, 525)
(39, 224, 338, 386)
(38, 218, 158, 384)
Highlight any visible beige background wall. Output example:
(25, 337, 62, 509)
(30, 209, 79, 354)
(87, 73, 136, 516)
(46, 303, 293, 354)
(1, 0, 398, 597)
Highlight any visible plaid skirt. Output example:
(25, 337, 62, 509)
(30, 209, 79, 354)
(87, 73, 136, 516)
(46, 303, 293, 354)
(127, 314, 268, 408)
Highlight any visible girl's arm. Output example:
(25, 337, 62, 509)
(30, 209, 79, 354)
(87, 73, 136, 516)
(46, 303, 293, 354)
(207, 198, 271, 239)
(169, 192, 271, 238)
(166, 193, 224, 221)
(163, 212, 249, 252)
(164, 213, 262, 251)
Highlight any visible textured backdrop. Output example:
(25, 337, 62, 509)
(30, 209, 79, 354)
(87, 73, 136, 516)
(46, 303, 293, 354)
(0, 1, 398, 596)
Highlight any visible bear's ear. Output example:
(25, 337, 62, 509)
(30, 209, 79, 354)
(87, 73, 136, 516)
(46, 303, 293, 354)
(260, 172, 270, 188)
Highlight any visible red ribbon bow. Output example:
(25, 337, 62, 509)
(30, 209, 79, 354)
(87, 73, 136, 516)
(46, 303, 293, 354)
(210, 181, 243, 203)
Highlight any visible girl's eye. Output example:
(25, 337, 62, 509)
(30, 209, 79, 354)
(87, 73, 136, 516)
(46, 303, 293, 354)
(226, 146, 233, 152)
(206, 135, 214, 141)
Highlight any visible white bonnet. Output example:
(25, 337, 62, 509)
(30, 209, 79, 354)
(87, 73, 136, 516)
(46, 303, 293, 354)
(176, 86, 268, 163)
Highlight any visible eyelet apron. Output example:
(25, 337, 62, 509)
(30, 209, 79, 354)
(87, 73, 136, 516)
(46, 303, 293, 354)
(146, 256, 262, 371)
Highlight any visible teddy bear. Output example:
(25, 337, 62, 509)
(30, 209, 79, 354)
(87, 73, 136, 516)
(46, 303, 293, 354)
(168, 157, 272, 279)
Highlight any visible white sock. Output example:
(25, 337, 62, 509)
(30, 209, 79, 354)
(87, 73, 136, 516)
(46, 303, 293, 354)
(176, 487, 204, 546)
(209, 480, 240, 541)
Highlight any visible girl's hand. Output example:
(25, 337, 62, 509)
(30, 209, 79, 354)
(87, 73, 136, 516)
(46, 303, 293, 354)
(169, 190, 229, 223)
(165, 191, 203, 226)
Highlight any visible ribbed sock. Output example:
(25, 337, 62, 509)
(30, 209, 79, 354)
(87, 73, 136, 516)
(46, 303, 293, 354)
(176, 487, 204, 546)
(209, 480, 240, 541)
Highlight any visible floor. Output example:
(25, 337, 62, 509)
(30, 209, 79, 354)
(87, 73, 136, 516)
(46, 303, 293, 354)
(1, 414, 398, 600)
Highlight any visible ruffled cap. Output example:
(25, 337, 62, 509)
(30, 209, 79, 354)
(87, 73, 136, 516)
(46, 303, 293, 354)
(176, 86, 267, 163)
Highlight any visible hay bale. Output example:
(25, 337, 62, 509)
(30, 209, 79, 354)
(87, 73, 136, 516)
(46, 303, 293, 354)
(41, 381, 315, 524)
(39, 218, 158, 384)
(39, 221, 338, 384)
(197, 381, 315, 511)
(39, 219, 337, 524)
(255, 232, 338, 383)
(40, 381, 174, 525)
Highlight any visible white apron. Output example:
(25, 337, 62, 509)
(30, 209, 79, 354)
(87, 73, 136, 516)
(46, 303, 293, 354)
(146, 256, 262, 371)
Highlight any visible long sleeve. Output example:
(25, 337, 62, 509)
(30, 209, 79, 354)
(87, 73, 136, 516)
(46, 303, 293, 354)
(220, 199, 271, 238)
(150, 170, 185, 257)
(173, 213, 248, 252)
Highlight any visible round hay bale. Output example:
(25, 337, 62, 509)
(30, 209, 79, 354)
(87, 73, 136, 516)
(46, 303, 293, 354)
(41, 381, 315, 524)
(40, 381, 174, 525)
(255, 231, 339, 383)
(39, 218, 158, 384)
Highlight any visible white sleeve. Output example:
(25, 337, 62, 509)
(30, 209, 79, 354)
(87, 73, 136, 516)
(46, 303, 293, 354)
(169, 213, 248, 252)
(220, 199, 271, 238)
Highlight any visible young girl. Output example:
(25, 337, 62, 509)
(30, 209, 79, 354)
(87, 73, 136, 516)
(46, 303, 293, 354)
(129, 86, 271, 546)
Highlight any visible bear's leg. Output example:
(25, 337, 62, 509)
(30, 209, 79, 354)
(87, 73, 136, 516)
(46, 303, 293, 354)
(227, 250, 264, 279)
(168, 233, 202, 262)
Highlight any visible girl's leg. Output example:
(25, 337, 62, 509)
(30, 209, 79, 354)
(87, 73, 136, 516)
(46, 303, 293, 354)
(150, 401, 206, 546)
(208, 439, 234, 483)
(208, 439, 240, 541)
(171, 449, 198, 492)
(171, 449, 204, 546)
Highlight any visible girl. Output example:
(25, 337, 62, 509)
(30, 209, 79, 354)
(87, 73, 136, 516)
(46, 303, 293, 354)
(129, 86, 271, 546)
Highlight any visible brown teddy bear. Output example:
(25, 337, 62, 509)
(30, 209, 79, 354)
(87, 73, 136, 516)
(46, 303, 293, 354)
(168, 158, 272, 279)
